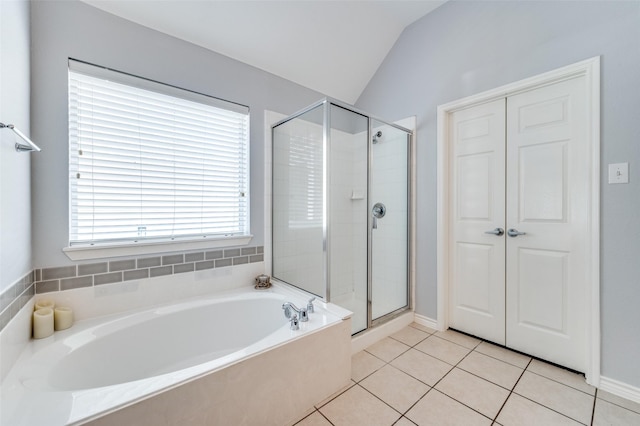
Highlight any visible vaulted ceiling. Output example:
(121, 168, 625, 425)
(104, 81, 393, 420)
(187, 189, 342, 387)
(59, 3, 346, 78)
(80, 0, 447, 104)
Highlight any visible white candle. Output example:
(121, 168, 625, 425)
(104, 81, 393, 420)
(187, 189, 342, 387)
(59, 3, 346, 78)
(54, 307, 74, 331)
(35, 299, 55, 311)
(33, 308, 54, 339)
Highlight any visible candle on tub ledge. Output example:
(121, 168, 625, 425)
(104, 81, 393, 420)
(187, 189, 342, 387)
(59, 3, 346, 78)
(35, 299, 55, 311)
(33, 308, 54, 339)
(54, 307, 74, 331)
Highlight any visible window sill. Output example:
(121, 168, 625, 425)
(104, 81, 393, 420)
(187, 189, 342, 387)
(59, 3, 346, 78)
(63, 235, 254, 261)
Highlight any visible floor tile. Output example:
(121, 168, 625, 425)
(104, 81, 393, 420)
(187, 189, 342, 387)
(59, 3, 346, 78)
(593, 398, 640, 426)
(435, 367, 510, 419)
(351, 350, 385, 382)
(496, 393, 582, 426)
(435, 329, 481, 349)
(409, 322, 436, 334)
(360, 364, 430, 413)
(390, 348, 453, 386)
(527, 359, 595, 395)
(365, 337, 411, 362)
(457, 351, 523, 390)
(393, 417, 416, 426)
(514, 371, 594, 424)
(474, 341, 531, 369)
(294, 410, 333, 426)
(597, 389, 640, 414)
(315, 380, 355, 408)
(391, 326, 430, 346)
(319, 385, 401, 426)
(414, 335, 471, 365)
(405, 389, 492, 426)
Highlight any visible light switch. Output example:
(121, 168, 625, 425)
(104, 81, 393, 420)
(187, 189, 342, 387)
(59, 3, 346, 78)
(608, 163, 629, 184)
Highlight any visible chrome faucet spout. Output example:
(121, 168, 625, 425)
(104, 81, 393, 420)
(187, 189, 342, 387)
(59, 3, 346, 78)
(282, 301, 310, 329)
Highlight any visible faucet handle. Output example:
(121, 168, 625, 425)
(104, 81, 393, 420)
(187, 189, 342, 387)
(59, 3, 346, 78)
(307, 297, 316, 313)
(290, 314, 299, 330)
(299, 308, 309, 322)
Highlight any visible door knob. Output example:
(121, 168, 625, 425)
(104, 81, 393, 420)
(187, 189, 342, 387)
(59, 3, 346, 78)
(484, 228, 504, 236)
(507, 228, 527, 237)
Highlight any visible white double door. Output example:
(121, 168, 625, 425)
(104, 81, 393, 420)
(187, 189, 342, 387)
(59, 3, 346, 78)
(448, 76, 589, 372)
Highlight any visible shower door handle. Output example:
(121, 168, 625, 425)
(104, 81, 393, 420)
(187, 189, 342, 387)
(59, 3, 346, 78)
(372, 216, 378, 230)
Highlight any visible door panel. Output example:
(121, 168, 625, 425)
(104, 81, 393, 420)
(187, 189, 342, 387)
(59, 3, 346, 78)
(449, 99, 506, 344)
(519, 141, 567, 222)
(516, 248, 568, 334)
(506, 76, 588, 372)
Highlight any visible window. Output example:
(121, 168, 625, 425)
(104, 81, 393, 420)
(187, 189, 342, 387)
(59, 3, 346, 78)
(68, 60, 250, 249)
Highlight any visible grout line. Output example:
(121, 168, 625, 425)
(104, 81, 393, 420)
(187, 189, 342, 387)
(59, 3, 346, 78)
(524, 368, 594, 396)
(314, 382, 355, 409)
(593, 393, 640, 416)
(515, 393, 592, 425)
(424, 346, 496, 422)
(356, 328, 597, 426)
(353, 383, 404, 418)
(590, 388, 597, 426)
(392, 338, 495, 422)
(317, 409, 335, 426)
(492, 357, 532, 422)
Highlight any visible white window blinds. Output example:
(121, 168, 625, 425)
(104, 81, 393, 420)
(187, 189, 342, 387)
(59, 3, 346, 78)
(68, 60, 250, 246)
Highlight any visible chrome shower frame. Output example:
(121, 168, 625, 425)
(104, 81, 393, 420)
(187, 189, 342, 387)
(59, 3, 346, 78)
(271, 97, 414, 333)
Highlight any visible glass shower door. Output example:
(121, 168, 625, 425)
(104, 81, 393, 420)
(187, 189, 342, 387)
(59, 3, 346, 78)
(328, 105, 369, 334)
(370, 120, 410, 320)
(272, 105, 326, 298)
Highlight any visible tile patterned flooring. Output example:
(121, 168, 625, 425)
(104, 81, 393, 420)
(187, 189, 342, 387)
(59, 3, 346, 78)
(293, 323, 640, 426)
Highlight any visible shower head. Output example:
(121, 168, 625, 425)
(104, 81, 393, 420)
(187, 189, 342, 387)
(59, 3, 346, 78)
(372, 130, 382, 144)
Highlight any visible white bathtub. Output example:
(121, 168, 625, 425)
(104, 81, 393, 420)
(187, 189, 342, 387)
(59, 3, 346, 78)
(1, 284, 352, 425)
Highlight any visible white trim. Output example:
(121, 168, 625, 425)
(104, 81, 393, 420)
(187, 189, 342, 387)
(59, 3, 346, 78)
(600, 376, 640, 405)
(436, 57, 601, 383)
(414, 313, 438, 331)
(63, 235, 253, 261)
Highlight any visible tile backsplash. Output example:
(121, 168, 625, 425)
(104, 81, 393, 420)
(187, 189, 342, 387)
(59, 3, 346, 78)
(0, 271, 35, 332)
(0, 246, 263, 332)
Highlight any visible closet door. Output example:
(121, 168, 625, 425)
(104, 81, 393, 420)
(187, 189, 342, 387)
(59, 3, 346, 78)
(505, 76, 588, 372)
(448, 99, 506, 345)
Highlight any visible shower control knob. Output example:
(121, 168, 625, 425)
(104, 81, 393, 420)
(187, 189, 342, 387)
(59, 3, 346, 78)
(372, 203, 386, 218)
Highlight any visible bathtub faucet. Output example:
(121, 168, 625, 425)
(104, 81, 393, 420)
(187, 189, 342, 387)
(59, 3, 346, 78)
(282, 302, 307, 330)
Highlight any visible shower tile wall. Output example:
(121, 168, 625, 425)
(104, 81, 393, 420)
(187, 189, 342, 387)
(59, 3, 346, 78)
(329, 129, 366, 302)
(371, 125, 408, 319)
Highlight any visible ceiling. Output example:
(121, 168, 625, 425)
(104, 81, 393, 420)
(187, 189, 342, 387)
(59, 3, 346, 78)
(80, 0, 447, 104)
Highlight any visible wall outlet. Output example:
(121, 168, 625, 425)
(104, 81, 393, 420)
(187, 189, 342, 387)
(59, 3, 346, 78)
(608, 163, 629, 184)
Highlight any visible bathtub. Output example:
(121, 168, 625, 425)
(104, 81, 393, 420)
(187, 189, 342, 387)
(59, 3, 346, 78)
(1, 284, 352, 425)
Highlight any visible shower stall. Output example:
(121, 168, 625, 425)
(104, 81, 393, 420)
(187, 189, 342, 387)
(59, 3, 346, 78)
(271, 99, 412, 334)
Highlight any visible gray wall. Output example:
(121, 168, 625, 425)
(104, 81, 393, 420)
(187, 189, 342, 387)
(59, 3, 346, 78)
(0, 0, 31, 293)
(30, 1, 322, 268)
(356, 1, 640, 387)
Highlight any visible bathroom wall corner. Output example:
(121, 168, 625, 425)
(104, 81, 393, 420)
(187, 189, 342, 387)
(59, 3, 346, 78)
(0, 298, 34, 382)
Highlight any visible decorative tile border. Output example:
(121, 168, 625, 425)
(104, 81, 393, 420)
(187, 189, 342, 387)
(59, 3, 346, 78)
(34, 246, 264, 294)
(0, 271, 35, 332)
(0, 246, 264, 333)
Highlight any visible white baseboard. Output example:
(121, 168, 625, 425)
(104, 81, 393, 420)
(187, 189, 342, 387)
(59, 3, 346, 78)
(600, 376, 640, 404)
(414, 313, 439, 331)
(351, 312, 414, 354)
